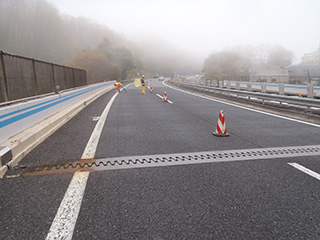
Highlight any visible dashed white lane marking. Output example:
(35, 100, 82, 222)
(156, 93, 173, 104)
(46, 93, 118, 240)
(288, 163, 320, 181)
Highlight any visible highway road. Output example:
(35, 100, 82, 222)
(1, 79, 320, 239)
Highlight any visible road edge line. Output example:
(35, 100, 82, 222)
(45, 92, 118, 239)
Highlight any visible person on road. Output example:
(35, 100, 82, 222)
(141, 75, 145, 94)
(114, 81, 126, 93)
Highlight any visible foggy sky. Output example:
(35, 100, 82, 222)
(49, 0, 320, 64)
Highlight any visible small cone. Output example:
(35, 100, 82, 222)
(150, 87, 153, 93)
(213, 110, 229, 137)
(163, 91, 168, 102)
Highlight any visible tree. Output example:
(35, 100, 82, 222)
(267, 45, 295, 67)
(68, 49, 120, 83)
(107, 47, 136, 80)
(203, 51, 245, 80)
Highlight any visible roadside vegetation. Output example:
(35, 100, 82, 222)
(203, 45, 295, 80)
(0, 0, 199, 83)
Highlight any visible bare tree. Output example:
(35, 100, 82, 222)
(267, 45, 295, 67)
(203, 51, 245, 80)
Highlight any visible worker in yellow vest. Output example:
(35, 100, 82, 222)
(141, 75, 145, 94)
(113, 82, 121, 93)
(113, 81, 126, 93)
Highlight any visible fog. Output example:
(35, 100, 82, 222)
(49, 0, 320, 64)
(1, 0, 319, 83)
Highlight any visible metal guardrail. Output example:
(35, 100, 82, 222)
(172, 81, 320, 111)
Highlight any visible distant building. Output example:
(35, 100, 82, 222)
(301, 49, 320, 64)
(249, 64, 289, 83)
(287, 64, 320, 85)
(287, 45, 320, 85)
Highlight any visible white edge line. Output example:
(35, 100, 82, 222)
(81, 93, 118, 159)
(163, 81, 320, 128)
(156, 94, 163, 100)
(156, 93, 173, 104)
(288, 162, 320, 181)
(46, 171, 89, 240)
(46, 92, 118, 240)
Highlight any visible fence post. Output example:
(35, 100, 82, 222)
(51, 63, 56, 91)
(247, 82, 252, 91)
(63, 66, 67, 89)
(32, 59, 38, 95)
(0, 51, 9, 101)
(72, 68, 76, 87)
(63, 66, 68, 88)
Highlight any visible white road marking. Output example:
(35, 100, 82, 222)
(288, 163, 320, 181)
(82, 93, 117, 159)
(163, 81, 320, 128)
(46, 171, 89, 240)
(156, 93, 173, 104)
(46, 93, 118, 240)
(92, 116, 100, 122)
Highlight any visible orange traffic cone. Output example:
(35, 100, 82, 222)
(163, 91, 168, 102)
(213, 110, 229, 137)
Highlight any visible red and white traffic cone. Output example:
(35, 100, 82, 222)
(213, 110, 229, 137)
(150, 87, 153, 93)
(163, 91, 168, 102)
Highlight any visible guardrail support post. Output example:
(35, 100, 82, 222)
(279, 83, 285, 95)
(213, 80, 217, 87)
(236, 82, 240, 90)
(307, 83, 314, 98)
(261, 83, 267, 93)
(247, 82, 252, 91)
(227, 81, 231, 89)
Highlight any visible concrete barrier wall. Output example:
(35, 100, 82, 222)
(0, 51, 87, 103)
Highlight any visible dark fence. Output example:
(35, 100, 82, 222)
(0, 51, 87, 103)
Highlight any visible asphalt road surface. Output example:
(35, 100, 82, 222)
(1, 79, 320, 239)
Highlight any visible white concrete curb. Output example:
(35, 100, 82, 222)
(0, 85, 114, 178)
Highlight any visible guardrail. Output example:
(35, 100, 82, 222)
(222, 81, 320, 98)
(174, 77, 320, 98)
(171, 80, 320, 112)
